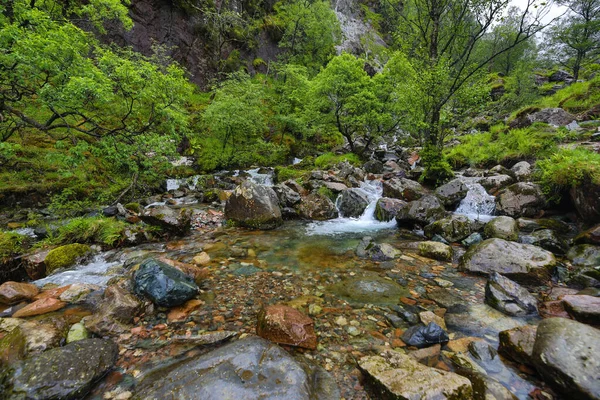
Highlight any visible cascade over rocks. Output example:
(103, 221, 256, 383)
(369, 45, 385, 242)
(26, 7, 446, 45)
(224, 181, 283, 230)
(337, 188, 369, 217)
(459, 238, 556, 285)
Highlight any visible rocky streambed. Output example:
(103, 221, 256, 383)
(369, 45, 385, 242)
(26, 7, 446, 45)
(1, 158, 599, 400)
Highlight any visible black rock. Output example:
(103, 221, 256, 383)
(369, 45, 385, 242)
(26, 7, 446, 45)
(133, 258, 199, 307)
(401, 322, 449, 348)
(102, 205, 119, 217)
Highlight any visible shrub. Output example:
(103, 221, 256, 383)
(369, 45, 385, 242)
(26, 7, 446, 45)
(314, 152, 361, 169)
(420, 146, 454, 185)
(0, 231, 27, 263)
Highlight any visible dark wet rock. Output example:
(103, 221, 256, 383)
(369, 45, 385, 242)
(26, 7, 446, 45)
(257, 304, 317, 349)
(485, 272, 538, 316)
(401, 322, 449, 348)
(427, 287, 469, 313)
(575, 224, 600, 246)
(479, 175, 515, 193)
(385, 313, 406, 329)
(462, 233, 484, 247)
(459, 238, 556, 285)
(224, 181, 282, 230)
(329, 275, 409, 306)
(134, 336, 339, 400)
(418, 241, 453, 261)
(382, 177, 426, 201)
(510, 161, 532, 182)
(484, 216, 518, 241)
(359, 349, 473, 400)
(363, 159, 384, 174)
(562, 295, 600, 325)
(532, 318, 600, 399)
(390, 304, 420, 325)
(84, 284, 142, 336)
(4, 338, 118, 400)
(519, 229, 568, 255)
(569, 180, 600, 224)
(133, 258, 198, 307)
(298, 193, 338, 221)
(498, 325, 537, 367)
(457, 370, 518, 400)
(528, 108, 576, 127)
(0, 282, 38, 305)
(356, 237, 401, 261)
(338, 188, 370, 218)
(567, 244, 600, 267)
(375, 198, 408, 222)
(272, 184, 301, 208)
(549, 70, 574, 82)
(425, 215, 474, 243)
(435, 179, 469, 208)
(141, 205, 193, 235)
(495, 183, 546, 218)
(395, 195, 447, 228)
(517, 218, 571, 234)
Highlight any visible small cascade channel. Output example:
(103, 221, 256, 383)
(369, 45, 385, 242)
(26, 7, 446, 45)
(454, 178, 496, 222)
(306, 179, 396, 235)
(34, 253, 120, 287)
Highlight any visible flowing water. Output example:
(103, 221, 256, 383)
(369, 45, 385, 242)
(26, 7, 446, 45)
(455, 178, 496, 222)
(34, 253, 121, 287)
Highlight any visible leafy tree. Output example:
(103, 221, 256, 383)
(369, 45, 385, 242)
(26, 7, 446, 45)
(544, 0, 600, 80)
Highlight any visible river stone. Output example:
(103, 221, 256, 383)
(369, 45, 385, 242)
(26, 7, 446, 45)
(0, 282, 39, 305)
(459, 238, 556, 285)
(359, 349, 473, 399)
(338, 188, 370, 217)
(402, 322, 449, 348)
(484, 216, 518, 241)
(575, 224, 600, 245)
(12, 297, 66, 318)
(479, 175, 515, 193)
(257, 304, 317, 349)
(484, 272, 538, 316)
(272, 184, 301, 208)
(498, 325, 537, 367)
(375, 198, 408, 221)
(567, 244, 600, 267)
(445, 304, 523, 337)
(495, 183, 547, 218)
(224, 181, 282, 229)
(395, 195, 447, 228)
(133, 336, 339, 400)
(425, 215, 473, 243)
(84, 284, 141, 336)
(562, 295, 600, 325)
(329, 276, 409, 306)
(0, 318, 66, 353)
(532, 318, 600, 399)
(140, 206, 193, 235)
(356, 237, 401, 261)
(133, 259, 198, 307)
(0, 326, 26, 368)
(462, 232, 483, 247)
(66, 322, 89, 343)
(457, 370, 518, 400)
(298, 193, 338, 220)
(5, 338, 118, 399)
(510, 161, 532, 181)
(519, 229, 569, 255)
(435, 179, 469, 208)
(418, 241, 453, 261)
(517, 218, 571, 234)
(382, 177, 426, 201)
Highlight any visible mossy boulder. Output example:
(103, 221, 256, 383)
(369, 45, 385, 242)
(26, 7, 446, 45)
(45, 244, 93, 275)
(484, 216, 518, 241)
(424, 215, 474, 243)
(395, 195, 447, 228)
(124, 202, 141, 214)
(418, 241, 453, 261)
(566, 244, 600, 268)
(298, 193, 338, 221)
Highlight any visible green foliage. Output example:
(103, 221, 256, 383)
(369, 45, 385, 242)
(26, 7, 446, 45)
(446, 126, 558, 168)
(419, 146, 454, 185)
(537, 147, 600, 202)
(51, 217, 128, 247)
(537, 76, 600, 114)
(274, 166, 309, 182)
(48, 189, 95, 217)
(0, 231, 27, 262)
(314, 152, 361, 169)
(317, 186, 336, 201)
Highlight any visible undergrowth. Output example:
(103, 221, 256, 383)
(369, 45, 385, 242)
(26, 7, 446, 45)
(47, 217, 128, 247)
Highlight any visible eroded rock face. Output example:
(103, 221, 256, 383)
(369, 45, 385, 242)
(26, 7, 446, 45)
(224, 181, 283, 230)
(133, 336, 339, 400)
(133, 258, 198, 307)
(298, 193, 338, 221)
(257, 304, 317, 349)
(141, 205, 193, 235)
(5, 338, 118, 399)
(495, 183, 546, 218)
(459, 238, 556, 285)
(484, 272, 538, 316)
(338, 188, 369, 218)
(532, 318, 600, 400)
(359, 349, 473, 400)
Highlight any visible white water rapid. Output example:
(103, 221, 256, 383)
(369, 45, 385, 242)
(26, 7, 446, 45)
(454, 178, 496, 222)
(306, 180, 396, 235)
(34, 253, 120, 287)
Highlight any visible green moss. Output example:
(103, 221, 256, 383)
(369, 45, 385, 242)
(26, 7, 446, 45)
(0, 231, 27, 263)
(314, 152, 361, 169)
(274, 166, 309, 183)
(45, 243, 92, 274)
(50, 217, 127, 247)
(317, 186, 336, 202)
(124, 203, 141, 213)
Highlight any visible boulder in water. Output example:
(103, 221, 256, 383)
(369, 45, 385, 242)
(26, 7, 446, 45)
(495, 183, 546, 218)
(133, 336, 339, 400)
(532, 318, 600, 399)
(5, 338, 118, 399)
(418, 241, 453, 261)
(382, 177, 426, 201)
(395, 195, 447, 228)
(224, 181, 282, 229)
(272, 184, 301, 208)
(133, 258, 198, 307)
(484, 272, 538, 316)
(84, 284, 142, 336)
(141, 205, 193, 235)
(562, 295, 600, 325)
(375, 198, 408, 221)
(298, 193, 338, 220)
(0, 282, 39, 305)
(498, 325, 537, 367)
(257, 304, 317, 349)
(338, 188, 370, 217)
(356, 237, 401, 261)
(424, 215, 474, 243)
(401, 322, 450, 348)
(435, 178, 469, 208)
(459, 238, 556, 285)
(484, 216, 518, 241)
(329, 275, 408, 306)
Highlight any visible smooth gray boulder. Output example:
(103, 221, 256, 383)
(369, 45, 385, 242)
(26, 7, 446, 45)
(435, 179, 469, 208)
(459, 238, 556, 285)
(484, 216, 518, 241)
(225, 181, 283, 229)
(133, 336, 339, 400)
(510, 161, 532, 181)
(485, 272, 538, 316)
(382, 177, 426, 201)
(495, 183, 546, 218)
(338, 188, 369, 217)
(532, 318, 600, 400)
(5, 339, 118, 399)
(395, 195, 447, 228)
(140, 206, 193, 235)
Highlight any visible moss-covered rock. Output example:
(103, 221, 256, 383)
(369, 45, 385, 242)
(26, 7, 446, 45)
(45, 243, 92, 275)
(418, 241, 453, 261)
(124, 202, 141, 214)
(424, 215, 474, 243)
(484, 216, 518, 241)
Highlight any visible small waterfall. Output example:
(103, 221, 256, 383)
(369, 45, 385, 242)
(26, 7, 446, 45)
(245, 168, 274, 186)
(292, 158, 303, 165)
(455, 178, 496, 222)
(306, 179, 396, 235)
(34, 253, 120, 287)
(166, 175, 201, 192)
